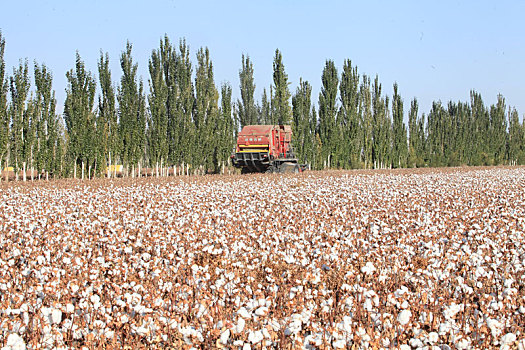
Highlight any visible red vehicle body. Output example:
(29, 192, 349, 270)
(231, 125, 302, 173)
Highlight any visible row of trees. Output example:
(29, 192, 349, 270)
(1, 31, 524, 179)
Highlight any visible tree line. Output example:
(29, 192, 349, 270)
(0, 31, 524, 179)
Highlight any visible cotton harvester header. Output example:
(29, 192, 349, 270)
(231, 125, 306, 173)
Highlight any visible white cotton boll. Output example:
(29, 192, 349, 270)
(220, 329, 230, 345)
(456, 338, 470, 350)
(443, 303, 462, 319)
(248, 330, 263, 344)
(104, 329, 115, 339)
(400, 300, 409, 309)
(124, 246, 133, 254)
(51, 308, 62, 324)
(255, 306, 268, 316)
(397, 309, 412, 325)
(361, 262, 376, 275)
(363, 298, 373, 312)
(90, 294, 100, 304)
(242, 343, 251, 350)
(236, 318, 245, 333)
(65, 304, 74, 313)
(262, 327, 271, 339)
(486, 318, 503, 338)
(284, 255, 295, 264)
(6, 333, 26, 350)
(332, 339, 346, 349)
(399, 345, 411, 350)
(501, 333, 516, 345)
(409, 338, 424, 348)
(70, 284, 79, 294)
(135, 326, 149, 337)
(238, 307, 251, 319)
(427, 332, 439, 344)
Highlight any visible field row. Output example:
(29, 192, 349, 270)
(0, 168, 524, 349)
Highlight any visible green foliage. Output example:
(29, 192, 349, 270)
(118, 42, 146, 169)
(359, 75, 373, 169)
(64, 52, 97, 176)
(147, 44, 168, 167)
(98, 51, 119, 172)
(0, 31, 9, 166)
(237, 54, 258, 127)
(173, 39, 195, 166)
(34, 62, 60, 175)
(318, 60, 339, 169)
(371, 76, 391, 168)
(338, 59, 360, 169)
(271, 49, 292, 125)
(9, 59, 31, 172)
(259, 87, 271, 125)
(391, 83, 408, 168)
(408, 98, 425, 167)
(292, 79, 314, 165)
(508, 108, 525, 164)
(2, 32, 524, 178)
(218, 82, 235, 168)
(194, 47, 219, 172)
(489, 95, 507, 165)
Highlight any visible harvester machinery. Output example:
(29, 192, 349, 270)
(231, 125, 307, 174)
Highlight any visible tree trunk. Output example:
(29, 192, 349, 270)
(81, 161, 85, 180)
(88, 165, 92, 180)
(23, 162, 26, 182)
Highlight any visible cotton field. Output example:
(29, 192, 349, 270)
(0, 167, 524, 349)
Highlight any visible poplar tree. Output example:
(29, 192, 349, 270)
(359, 75, 373, 168)
(237, 54, 258, 127)
(147, 45, 169, 168)
(408, 98, 420, 167)
(33, 62, 58, 175)
(470, 91, 490, 165)
(98, 52, 119, 172)
(271, 49, 291, 125)
(489, 94, 507, 165)
(318, 60, 339, 168)
(174, 39, 194, 166)
(507, 107, 524, 164)
(218, 82, 235, 169)
(64, 52, 97, 177)
(194, 47, 219, 172)
(9, 60, 31, 175)
(292, 78, 313, 164)
(118, 42, 146, 172)
(391, 83, 407, 168)
(371, 76, 391, 168)
(0, 31, 8, 168)
(339, 59, 360, 168)
(259, 87, 271, 125)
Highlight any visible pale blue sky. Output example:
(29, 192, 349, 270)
(1, 0, 524, 118)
